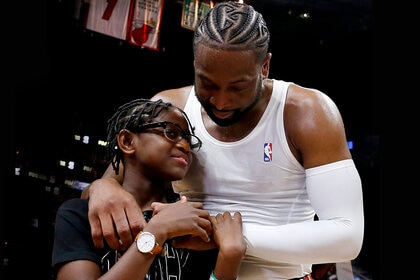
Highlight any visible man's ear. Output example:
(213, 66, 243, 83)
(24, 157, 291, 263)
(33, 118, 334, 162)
(261, 52, 272, 79)
(117, 129, 136, 154)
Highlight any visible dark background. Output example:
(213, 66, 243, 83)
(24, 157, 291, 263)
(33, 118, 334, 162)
(5, 0, 381, 279)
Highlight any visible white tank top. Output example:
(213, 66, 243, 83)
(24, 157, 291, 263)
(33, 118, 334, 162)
(173, 79, 315, 278)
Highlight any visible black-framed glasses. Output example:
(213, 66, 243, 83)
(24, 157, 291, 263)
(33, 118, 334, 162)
(131, 121, 202, 152)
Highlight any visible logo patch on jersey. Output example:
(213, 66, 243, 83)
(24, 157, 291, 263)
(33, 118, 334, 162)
(264, 142, 272, 162)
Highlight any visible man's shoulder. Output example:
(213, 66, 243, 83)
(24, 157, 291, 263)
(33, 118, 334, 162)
(151, 85, 193, 109)
(285, 82, 327, 105)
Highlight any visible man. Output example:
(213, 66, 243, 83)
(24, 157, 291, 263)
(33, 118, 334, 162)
(83, 2, 364, 279)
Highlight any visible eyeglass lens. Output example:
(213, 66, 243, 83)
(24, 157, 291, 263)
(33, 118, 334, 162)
(163, 123, 201, 150)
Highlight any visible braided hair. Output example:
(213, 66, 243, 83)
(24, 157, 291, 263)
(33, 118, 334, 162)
(105, 98, 196, 175)
(193, 1, 270, 63)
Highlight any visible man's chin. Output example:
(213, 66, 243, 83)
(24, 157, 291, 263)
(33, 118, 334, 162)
(203, 106, 240, 126)
(210, 116, 237, 127)
(212, 110, 234, 119)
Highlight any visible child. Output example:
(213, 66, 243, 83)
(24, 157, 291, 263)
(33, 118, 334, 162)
(51, 98, 245, 280)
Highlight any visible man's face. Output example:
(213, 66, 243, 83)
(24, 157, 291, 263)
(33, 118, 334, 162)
(193, 46, 263, 127)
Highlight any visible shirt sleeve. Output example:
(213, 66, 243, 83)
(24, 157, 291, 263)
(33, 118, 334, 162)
(243, 159, 364, 264)
(51, 198, 102, 271)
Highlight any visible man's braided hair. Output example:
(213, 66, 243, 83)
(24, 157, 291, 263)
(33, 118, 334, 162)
(105, 98, 195, 175)
(193, 1, 270, 63)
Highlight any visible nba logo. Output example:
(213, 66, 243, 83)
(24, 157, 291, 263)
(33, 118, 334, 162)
(264, 142, 272, 162)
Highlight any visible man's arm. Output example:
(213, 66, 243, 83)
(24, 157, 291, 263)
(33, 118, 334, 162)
(150, 85, 192, 109)
(243, 159, 364, 264)
(82, 163, 146, 250)
(242, 85, 364, 264)
(81, 163, 123, 199)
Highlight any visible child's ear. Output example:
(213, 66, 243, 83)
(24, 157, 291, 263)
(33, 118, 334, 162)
(117, 129, 136, 154)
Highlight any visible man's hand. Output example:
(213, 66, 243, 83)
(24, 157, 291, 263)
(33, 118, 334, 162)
(86, 177, 146, 250)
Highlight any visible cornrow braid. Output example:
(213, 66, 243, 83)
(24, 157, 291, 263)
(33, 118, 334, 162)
(105, 98, 172, 175)
(193, 1, 270, 62)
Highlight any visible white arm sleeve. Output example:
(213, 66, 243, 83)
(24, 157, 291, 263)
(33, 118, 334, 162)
(243, 159, 364, 264)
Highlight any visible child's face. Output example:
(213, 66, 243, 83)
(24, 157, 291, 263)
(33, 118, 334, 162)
(130, 107, 195, 181)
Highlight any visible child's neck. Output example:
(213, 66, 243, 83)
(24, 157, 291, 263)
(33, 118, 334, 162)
(123, 184, 166, 209)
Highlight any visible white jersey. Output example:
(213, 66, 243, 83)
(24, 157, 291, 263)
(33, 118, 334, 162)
(173, 79, 315, 279)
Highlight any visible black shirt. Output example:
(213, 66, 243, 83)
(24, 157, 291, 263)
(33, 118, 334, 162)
(51, 197, 217, 280)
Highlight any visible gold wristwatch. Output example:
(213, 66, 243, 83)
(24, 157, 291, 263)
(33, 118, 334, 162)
(135, 231, 164, 255)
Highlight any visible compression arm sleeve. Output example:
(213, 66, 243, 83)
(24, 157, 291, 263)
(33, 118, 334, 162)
(243, 159, 364, 264)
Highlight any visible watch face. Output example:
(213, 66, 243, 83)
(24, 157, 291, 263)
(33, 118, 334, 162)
(136, 232, 155, 253)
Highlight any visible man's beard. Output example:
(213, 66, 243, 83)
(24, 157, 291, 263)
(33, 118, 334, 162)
(195, 88, 262, 127)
